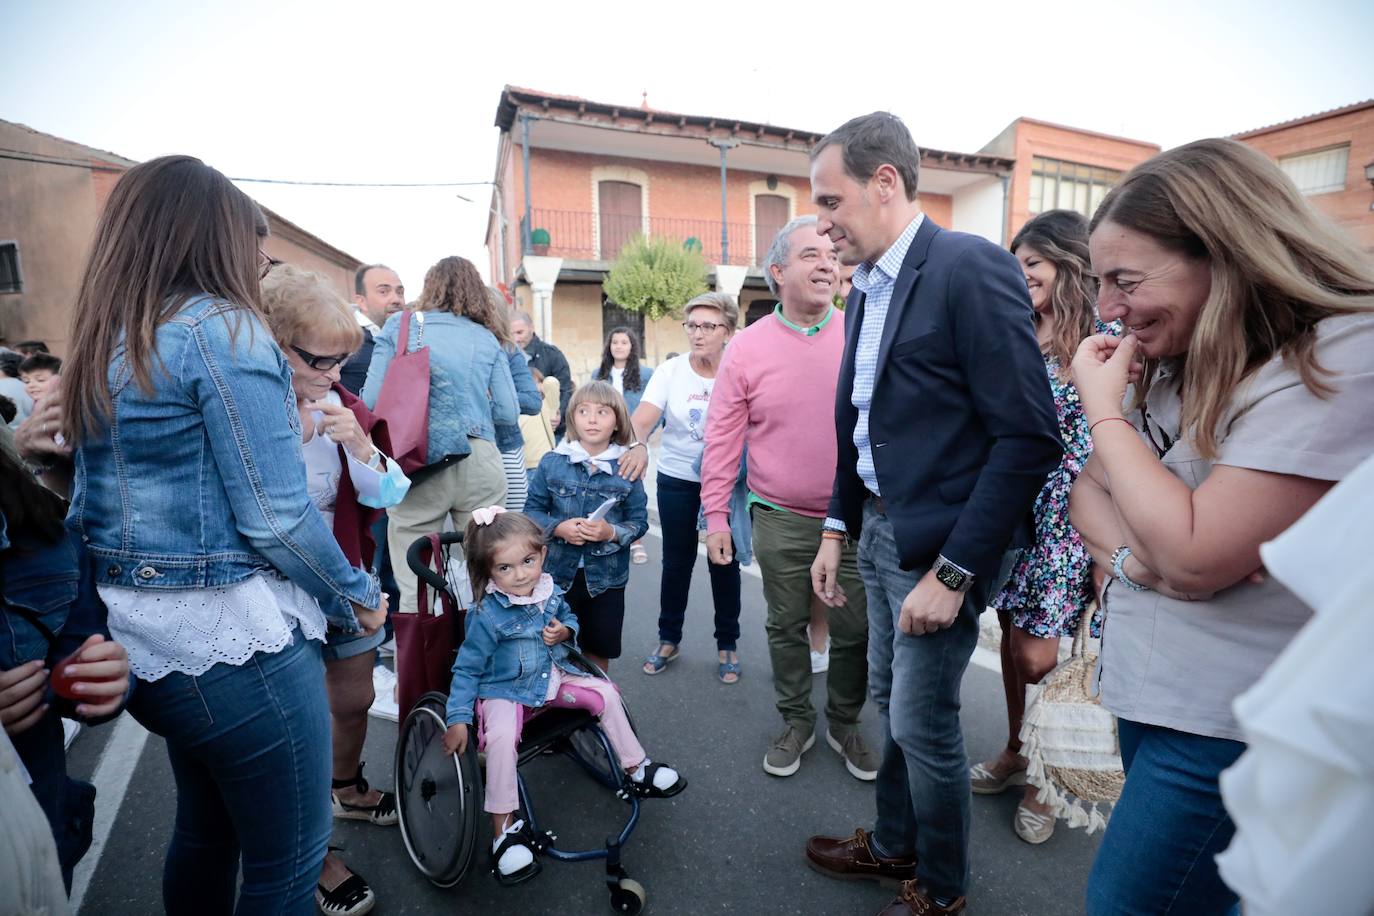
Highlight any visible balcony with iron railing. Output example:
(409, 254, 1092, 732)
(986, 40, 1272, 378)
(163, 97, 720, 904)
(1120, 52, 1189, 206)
(520, 208, 770, 268)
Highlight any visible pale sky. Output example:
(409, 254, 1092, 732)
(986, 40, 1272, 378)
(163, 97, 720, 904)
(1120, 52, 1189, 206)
(4, 0, 1371, 292)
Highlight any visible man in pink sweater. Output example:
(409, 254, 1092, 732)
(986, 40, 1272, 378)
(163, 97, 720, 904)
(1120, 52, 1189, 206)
(701, 217, 876, 781)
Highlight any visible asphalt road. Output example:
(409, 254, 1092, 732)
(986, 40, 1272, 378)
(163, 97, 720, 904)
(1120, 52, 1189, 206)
(68, 530, 1101, 916)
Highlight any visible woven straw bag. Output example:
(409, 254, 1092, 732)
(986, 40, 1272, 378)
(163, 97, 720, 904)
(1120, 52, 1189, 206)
(1018, 608, 1125, 833)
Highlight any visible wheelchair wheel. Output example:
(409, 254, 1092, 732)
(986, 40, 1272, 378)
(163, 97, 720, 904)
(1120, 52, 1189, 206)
(396, 691, 484, 887)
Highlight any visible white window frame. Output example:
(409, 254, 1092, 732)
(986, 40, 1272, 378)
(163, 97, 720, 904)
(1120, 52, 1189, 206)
(590, 166, 650, 260)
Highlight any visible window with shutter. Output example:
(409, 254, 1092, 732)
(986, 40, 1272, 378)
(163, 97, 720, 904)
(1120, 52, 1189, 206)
(1279, 146, 1349, 196)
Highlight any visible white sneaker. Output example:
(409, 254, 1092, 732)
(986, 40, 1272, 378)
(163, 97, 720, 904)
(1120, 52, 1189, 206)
(493, 818, 535, 876)
(810, 639, 830, 675)
(62, 718, 81, 750)
(369, 666, 399, 722)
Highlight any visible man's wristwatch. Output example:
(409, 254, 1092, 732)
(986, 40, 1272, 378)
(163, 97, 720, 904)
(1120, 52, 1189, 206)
(933, 555, 974, 593)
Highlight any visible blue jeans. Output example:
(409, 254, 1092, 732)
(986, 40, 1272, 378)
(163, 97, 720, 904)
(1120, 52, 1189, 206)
(655, 472, 741, 651)
(1086, 719, 1245, 916)
(128, 629, 331, 916)
(859, 503, 986, 900)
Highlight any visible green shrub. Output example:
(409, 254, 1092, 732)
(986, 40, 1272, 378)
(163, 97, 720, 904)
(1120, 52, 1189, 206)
(603, 235, 709, 321)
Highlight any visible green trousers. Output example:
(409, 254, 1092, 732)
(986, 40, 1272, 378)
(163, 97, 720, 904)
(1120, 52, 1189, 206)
(751, 505, 868, 733)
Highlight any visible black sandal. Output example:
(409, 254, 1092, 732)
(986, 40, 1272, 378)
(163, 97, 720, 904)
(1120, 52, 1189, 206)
(490, 820, 542, 887)
(331, 763, 398, 826)
(631, 762, 688, 799)
(316, 867, 376, 916)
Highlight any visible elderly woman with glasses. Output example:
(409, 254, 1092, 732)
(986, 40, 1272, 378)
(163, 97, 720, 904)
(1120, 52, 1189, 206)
(262, 264, 411, 916)
(618, 293, 744, 684)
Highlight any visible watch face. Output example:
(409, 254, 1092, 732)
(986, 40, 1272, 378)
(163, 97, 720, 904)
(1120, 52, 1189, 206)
(936, 563, 967, 591)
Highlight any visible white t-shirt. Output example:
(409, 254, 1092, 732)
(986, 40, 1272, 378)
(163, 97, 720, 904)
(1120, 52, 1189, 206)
(640, 354, 715, 482)
(609, 366, 625, 394)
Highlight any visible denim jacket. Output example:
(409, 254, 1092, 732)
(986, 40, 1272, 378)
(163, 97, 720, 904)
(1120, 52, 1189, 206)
(361, 311, 518, 463)
(0, 515, 132, 720)
(495, 344, 545, 453)
(70, 296, 380, 630)
(691, 448, 753, 566)
(525, 452, 649, 596)
(444, 584, 584, 726)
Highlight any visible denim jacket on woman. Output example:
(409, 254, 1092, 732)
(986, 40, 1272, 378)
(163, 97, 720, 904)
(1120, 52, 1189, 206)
(70, 295, 380, 631)
(444, 585, 583, 726)
(495, 344, 545, 453)
(524, 452, 649, 597)
(360, 311, 519, 464)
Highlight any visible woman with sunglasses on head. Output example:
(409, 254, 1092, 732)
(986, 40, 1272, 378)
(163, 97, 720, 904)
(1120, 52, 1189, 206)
(61, 156, 386, 916)
(261, 264, 410, 916)
(1070, 139, 1374, 914)
(619, 293, 744, 684)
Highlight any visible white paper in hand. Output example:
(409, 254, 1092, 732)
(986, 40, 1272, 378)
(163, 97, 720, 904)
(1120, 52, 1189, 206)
(588, 497, 619, 523)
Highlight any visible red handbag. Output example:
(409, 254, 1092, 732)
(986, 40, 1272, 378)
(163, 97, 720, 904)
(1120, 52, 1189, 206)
(393, 532, 467, 721)
(372, 310, 430, 476)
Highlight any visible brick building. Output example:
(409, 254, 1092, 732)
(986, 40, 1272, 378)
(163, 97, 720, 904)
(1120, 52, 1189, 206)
(484, 87, 1158, 377)
(0, 120, 363, 355)
(1231, 99, 1374, 252)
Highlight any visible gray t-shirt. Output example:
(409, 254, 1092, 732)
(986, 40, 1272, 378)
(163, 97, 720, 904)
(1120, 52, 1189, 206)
(1099, 313, 1374, 741)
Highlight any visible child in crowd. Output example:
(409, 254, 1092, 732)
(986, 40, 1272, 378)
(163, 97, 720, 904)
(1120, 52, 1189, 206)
(442, 508, 684, 885)
(19, 353, 61, 401)
(524, 381, 648, 672)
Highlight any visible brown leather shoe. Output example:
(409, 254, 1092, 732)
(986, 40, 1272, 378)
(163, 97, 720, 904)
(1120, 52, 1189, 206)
(877, 881, 967, 914)
(805, 828, 917, 887)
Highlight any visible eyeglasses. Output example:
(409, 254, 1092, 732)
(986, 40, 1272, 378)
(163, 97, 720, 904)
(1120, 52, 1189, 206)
(258, 248, 283, 280)
(682, 320, 725, 335)
(290, 344, 353, 371)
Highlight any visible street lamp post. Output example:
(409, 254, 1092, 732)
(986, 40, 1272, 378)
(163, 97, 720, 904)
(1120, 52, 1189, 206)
(707, 137, 740, 264)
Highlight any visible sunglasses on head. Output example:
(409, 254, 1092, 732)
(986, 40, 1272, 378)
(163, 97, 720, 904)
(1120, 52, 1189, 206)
(290, 344, 352, 371)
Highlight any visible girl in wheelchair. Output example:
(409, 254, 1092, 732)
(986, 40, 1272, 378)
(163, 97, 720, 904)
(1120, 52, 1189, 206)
(442, 509, 685, 885)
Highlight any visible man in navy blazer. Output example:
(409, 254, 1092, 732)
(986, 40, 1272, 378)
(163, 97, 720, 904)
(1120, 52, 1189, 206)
(804, 113, 1062, 915)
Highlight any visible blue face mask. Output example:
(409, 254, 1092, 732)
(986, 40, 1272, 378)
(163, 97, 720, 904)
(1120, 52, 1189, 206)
(355, 455, 411, 509)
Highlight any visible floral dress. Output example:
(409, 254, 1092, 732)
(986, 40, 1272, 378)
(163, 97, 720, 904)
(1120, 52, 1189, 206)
(991, 322, 1117, 638)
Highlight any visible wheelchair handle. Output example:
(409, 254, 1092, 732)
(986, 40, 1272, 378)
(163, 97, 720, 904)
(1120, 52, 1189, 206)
(405, 531, 466, 592)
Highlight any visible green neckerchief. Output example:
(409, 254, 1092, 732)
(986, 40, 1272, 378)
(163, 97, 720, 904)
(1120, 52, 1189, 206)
(773, 303, 834, 337)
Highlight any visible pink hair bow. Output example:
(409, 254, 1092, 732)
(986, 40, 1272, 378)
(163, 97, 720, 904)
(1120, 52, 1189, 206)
(472, 505, 508, 526)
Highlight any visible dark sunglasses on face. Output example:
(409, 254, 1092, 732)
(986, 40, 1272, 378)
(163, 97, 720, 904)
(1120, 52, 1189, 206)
(290, 344, 352, 371)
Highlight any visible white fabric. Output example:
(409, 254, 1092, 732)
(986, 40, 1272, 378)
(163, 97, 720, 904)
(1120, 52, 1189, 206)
(552, 439, 626, 476)
(639, 354, 715, 482)
(99, 574, 327, 682)
(302, 391, 390, 522)
(1215, 452, 1374, 916)
(0, 376, 33, 428)
(0, 729, 69, 915)
(609, 366, 625, 394)
(484, 572, 554, 606)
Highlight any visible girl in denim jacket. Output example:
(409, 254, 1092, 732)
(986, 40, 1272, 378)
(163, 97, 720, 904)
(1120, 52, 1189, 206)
(442, 510, 684, 885)
(524, 382, 649, 672)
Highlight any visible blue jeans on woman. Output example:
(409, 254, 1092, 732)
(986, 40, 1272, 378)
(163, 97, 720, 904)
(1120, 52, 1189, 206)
(128, 628, 331, 916)
(1086, 719, 1245, 916)
(655, 472, 740, 651)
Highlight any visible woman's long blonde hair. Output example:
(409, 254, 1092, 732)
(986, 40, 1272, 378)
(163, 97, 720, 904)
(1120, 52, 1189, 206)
(1090, 138, 1374, 458)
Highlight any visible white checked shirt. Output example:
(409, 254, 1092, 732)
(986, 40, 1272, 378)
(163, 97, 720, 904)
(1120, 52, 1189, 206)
(824, 215, 924, 532)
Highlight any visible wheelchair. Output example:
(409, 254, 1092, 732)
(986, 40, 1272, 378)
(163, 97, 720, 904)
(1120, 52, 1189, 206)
(395, 531, 656, 914)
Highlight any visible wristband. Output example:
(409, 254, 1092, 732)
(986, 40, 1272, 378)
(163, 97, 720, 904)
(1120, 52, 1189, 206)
(1110, 545, 1150, 592)
(1089, 416, 1132, 436)
(820, 530, 846, 542)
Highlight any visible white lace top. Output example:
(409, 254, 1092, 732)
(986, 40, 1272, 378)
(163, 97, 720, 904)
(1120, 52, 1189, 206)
(99, 574, 327, 682)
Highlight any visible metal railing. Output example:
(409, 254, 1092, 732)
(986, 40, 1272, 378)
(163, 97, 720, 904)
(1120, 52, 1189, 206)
(522, 209, 763, 266)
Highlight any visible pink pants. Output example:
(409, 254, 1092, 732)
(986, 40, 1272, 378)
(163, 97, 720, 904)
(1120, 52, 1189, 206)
(479, 666, 645, 815)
